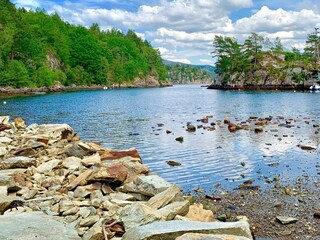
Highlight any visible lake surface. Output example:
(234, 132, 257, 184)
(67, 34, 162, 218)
(1, 85, 319, 192)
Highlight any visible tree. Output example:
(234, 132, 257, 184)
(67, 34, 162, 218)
(1, 60, 30, 87)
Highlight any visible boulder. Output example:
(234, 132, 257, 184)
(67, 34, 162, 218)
(88, 162, 127, 184)
(175, 233, 252, 240)
(0, 212, 80, 239)
(0, 156, 36, 169)
(119, 203, 162, 230)
(185, 204, 214, 222)
(99, 148, 141, 161)
(156, 200, 190, 220)
(122, 221, 253, 240)
(124, 175, 172, 197)
(147, 184, 182, 209)
(37, 124, 74, 140)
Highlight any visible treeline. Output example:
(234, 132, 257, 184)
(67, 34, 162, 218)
(213, 32, 320, 85)
(166, 64, 214, 84)
(0, 0, 167, 88)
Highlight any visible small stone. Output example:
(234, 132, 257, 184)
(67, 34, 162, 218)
(62, 157, 82, 170)
(166, 161, 182, 167)
(62, 206, 79, 216)
(82, 222, 104, 240)
(254, 127, 263, 133)
(74, 184, 101, 198)
(175, 137, 184, 143)
(1, 157, 36, 169)
(14, 117, 26, 129)
(217, 214, 227, 222)
(186, 204, 214, 222)
(36, 159, 61, 174)
(186, 125, 196, 132)
(276, 216, 298, 225)
(313, 211, 320, 219)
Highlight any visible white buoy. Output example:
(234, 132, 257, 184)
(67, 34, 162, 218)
(3, 101, 6, 105)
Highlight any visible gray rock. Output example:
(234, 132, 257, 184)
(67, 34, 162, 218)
(156, 200, 190, 220)
(36, 159, 61, 174)
(62, 157, 82, 170)
(37, 124, 74, 140)
(0, 174, 11, 186)
(147, 184, 181, 209)
(122, 221, 253, 240)
(0, 156, 36, 169)
(120, 203, 162, 230)
(124, 175, 172, 197)
(0, 212, 80, 239)
(176, 233, 252, 240)
(79, 215, 100, 227)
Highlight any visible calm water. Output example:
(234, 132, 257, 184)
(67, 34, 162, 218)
(1, 85, 319, 192)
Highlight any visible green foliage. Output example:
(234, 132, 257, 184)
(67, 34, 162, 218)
(213, 32, 315, 85)
(166, 64, 213, 84)
(0, 1, 166, 88)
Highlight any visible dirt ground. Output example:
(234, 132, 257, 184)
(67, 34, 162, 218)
(195, 175, 320, 240)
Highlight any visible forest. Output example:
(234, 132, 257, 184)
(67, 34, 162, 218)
(212, 32, 320, 85)
(0, 0, 167, 88)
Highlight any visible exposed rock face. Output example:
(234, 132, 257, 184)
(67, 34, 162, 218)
(0, 212, 80, 240)
(122, 221, 253, 240)
(0, 116, 254, 240)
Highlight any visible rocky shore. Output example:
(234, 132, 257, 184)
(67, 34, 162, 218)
(0, 116, 253, 240)
(0, 80, 172, 99)
(207, 84, 311, 91)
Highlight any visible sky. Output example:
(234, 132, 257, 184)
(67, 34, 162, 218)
(12, 0, 320, 66)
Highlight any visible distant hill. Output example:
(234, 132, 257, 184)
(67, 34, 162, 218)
(163, 60, 215, 84)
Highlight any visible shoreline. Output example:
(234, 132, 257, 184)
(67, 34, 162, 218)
(0, 82, 173, 99)
(207, 84, 312, 91)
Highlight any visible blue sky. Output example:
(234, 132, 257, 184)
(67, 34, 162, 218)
(12, 0, 320, 65)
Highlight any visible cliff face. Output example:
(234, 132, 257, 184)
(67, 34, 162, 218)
(211, 53, 318, 90)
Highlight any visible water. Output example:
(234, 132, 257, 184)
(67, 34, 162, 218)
(1, 85, 319, 192)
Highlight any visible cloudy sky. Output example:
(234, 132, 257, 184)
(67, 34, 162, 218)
(12, 0, 320, 66)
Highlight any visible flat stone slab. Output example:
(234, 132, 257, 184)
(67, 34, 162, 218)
(122, 221, 253, 240)
(176, 233, 252, 240)
(0, 212, 80, 240)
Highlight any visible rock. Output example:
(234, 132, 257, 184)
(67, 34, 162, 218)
(82, 222, 104, 240)
(185, 204, 214, 222)
(62, 206, 79, 216)
(176, 233, 252, 240)
(0, 212, 80, 239)
(224, 119, 230, 124)
(314, 211, 320, 219)
(254, 127, 263, 133)
(217, 214, 227, 222)
(276, 216, 298, 225)
(120, 203, 162, 230)
(59, 199, 74, 213)
(175, 137, 184, 143)
(36, 159, 61, 174)
(81, 153, 101, 167)
(0, 147, 8, 157)
(14, 117, 26, 129)
(122, 221, 253, 240)
(124, 175, 172, 197)
(167, 161, 182, 167)
(79, 215, 100, 227)
(0, 116, 10, 125)
(62, 156, 82, 170)
(67, 169, 94, 190)
(88, 162, 127, 184)
(187, 125, 196, 132)
(0, 174, 11, 186)
(156, 200, 190, 220)
(74, 183, 102, 198)
(41, 176, 63, 188)
(110, 192, 136, 201)
(147, 184, 182, 209)
(0, 156, 36, 169)
(65, 143, 91, 158)
(37, 124, 74, 140)
(0, 137, 13, 143)
(298, 145, 317, 151)
(98, 148, 141, 161)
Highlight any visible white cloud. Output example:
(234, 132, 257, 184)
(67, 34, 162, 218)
(200, 59, 215, 65)
(15, 0, 40, 8)
(166, 58, 191, 64)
